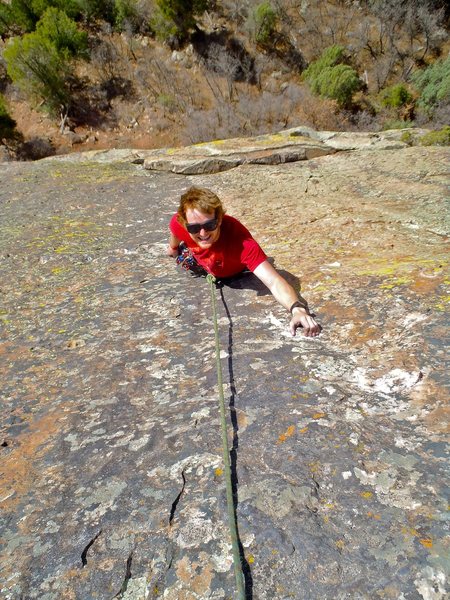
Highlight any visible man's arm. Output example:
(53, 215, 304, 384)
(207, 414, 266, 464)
(167, 232, 181, 257)
(253, 260, 321, 337)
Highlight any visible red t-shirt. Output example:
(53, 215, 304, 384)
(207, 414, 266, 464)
(169, 213, 267, 278)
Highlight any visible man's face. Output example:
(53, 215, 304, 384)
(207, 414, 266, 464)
(185, 208, 221, 249)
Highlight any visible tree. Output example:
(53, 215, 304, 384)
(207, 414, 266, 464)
(32, 0, 81, 20)
(0, 3, 14, 37)
(5, 34, 71, 116)
(380, 84, 413, 109)
(9, 0, 40, 31)
(1, 0, 84, 34)
(113, 0, 141, 32)
(314, 64, 362, 108)
(303, 45, 346, 82)
(75, 0, 115, 23)
(4, 9, 88, 126)
(303, 46, 361, 108)
(35, 7, 88, 57)
(252, 2, 277, 47)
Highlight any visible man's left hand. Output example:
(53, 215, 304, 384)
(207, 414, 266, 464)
(290, 309, 321, 337)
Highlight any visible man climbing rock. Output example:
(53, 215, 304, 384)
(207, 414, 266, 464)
(167, 186, 321, 337)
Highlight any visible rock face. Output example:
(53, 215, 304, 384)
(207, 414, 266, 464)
(0, 132, 449, 600)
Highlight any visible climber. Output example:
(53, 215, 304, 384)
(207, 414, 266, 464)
(167, 186, 321, 337)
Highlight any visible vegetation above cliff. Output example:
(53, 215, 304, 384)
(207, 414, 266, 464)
(0, 0, 449, 159)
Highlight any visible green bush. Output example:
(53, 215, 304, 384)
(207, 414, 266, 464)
(75, 0, 115, 23)
(113, 0, 140, 31)
(4, 8, 88, 115)
(2, 0, 88, 33)
(154, 0, 208, 41)
(35, 8, 88, 57)
(303, 45, 346, 83)
(0, 3, 14, 36)
(314, 64, 361, 107)
(0, 94, 18, 140)
(303, 47, 361, 108)
(380, 84, 413, 108)
(253, 2, 277, 46)
(150, 8, 178, 42)
(412, 55, 450, 116)
(9, 0, 40, 31)
(32, 0, 81, 20)
(4, 7, 89, 119)
(419, 126, 450, 146)
(4, 33, 71, 115)
(400, 130, 414, 145)
(382, 119, 414, 130)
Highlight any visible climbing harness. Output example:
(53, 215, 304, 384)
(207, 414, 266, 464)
(176, 244, 207, 277)
(176, 245, 197, 270)
(206, 273, 246, 600)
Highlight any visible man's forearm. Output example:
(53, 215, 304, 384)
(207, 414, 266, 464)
(168, 233, 181, 249)
(167, 232, 181, 257)
(252, 260, 320, 336)
(270, 277, 308, 314)
(253, 260, 308, 313)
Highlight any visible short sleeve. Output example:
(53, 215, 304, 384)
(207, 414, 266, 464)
(241, 237, 267, 272)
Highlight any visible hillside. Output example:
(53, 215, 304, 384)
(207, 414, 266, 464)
(0, 0, 449, 159)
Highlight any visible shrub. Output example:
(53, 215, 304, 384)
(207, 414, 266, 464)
(0, 3, 14, 36)
(74, 0, 115, 23)
(419, 126, 450, 146)
(154, 0, 209, 42)
(4, 8, 88, 121)
(2, 1, 84, 33)
(5, 33, 73, 120)
(150, 8, 178, 42)
(303, 45, 346, 82)
(35, 8, 88, 58)
(303, 45, 361, 108)
(252, 2, 277, 46)
(314, 64, 361, 108)
(412, 55, 450, 117)
(113, 0, 141, 32)
(32, 0, 81, 20)
(8, 0, 40, 31)
(400, 130, 414, 145)
(380, 84, 413, 109)
(382, 119, 414, 130)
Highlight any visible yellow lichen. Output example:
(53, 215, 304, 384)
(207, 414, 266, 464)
(312, 412, 326, 419)
(278, 424, 296, 443)
(379, 276, 412, 289)
(367, 512, 381, 520)
(360, 491, 373, 499)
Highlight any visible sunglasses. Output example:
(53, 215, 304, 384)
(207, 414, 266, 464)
(186, 218, 218, 235)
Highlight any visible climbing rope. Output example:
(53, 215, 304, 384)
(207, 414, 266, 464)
(206, 274, 246, 600)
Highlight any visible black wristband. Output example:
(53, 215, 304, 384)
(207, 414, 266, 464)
(290, 301, 306, 314)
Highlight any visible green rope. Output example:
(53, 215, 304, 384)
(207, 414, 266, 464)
(206, 274, 246, 600)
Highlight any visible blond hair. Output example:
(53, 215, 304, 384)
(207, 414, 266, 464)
(177, 187, 225, 225)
